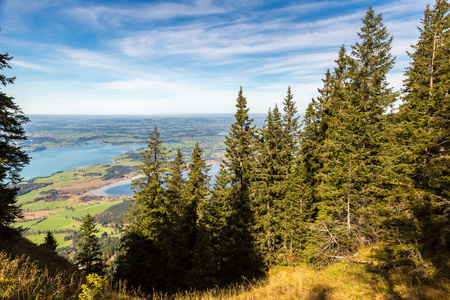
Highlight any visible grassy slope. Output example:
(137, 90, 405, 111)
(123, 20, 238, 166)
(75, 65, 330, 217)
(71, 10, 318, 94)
(0, 231, 140, 300)
(0, 233, 79, 276)
(219, 263, 449, 300)
(2, 233, 447, 300)
(166, 246, 450, 300)
(1, 236, 448, 299)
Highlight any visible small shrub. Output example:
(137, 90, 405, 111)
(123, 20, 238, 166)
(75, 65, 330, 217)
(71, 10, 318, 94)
(79, 273, 107, 300)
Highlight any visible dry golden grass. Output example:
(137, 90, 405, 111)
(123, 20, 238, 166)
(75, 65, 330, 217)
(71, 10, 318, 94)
(0, 252, 148, 300)
(0, 251, 82, 299)
(1, 236, 448, 300)
(163, 247, 450, 300)
(160, 263, 449, 300)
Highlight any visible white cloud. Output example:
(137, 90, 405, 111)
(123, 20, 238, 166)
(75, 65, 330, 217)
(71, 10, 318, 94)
(62, 0, 230, 30)
(111, 10, 361, 63)
(10, 60, 52, 72)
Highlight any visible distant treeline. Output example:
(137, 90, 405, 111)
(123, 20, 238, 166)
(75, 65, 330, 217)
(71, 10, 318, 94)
(17, 182, 52, 196)
(102, 165, 138, 181)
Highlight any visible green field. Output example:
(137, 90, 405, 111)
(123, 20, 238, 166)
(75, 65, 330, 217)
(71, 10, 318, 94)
(17, 154, 134, 250)
(51, 200, 123, 220)
(26, 232, 75, 248)
(24, 200, 70, 212)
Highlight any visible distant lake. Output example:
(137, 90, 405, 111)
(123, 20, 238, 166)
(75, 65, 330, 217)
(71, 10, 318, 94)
(21, 142, 143, 180)
(92, 163, 222, 197)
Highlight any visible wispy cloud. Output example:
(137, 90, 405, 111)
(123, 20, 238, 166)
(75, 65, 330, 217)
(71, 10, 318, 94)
(62, 0, 231, 30)
(10, 60, 52, 72)
(112, 11, 360, 63)
(0, 0, 429, 115)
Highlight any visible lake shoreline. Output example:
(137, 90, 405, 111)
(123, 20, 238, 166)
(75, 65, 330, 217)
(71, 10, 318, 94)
(90, 161, 222, 197)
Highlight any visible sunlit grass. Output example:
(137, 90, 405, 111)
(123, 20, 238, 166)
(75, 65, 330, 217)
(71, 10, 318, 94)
(0, 252, 81, 299)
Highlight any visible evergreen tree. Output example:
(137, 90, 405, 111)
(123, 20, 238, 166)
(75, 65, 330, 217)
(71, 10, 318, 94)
(207, 164, 231, 278)
(183, 142, 211, 252)
(184, 142, 212, 286)
(252, 106, 284, 264)
(300, 7, 398, 258)
(115, 126, 169, 292)
(165, 148, 185, 221)
(279, 87, 304, 258)
(343, 8, 398, 243)
(0, 34, 29, 232)
(397, 0, 449, 256)
(42, 231, 58, 251)
(299, 57, 350, 257)
(75, 213, 104, 275)
(216, 87, 262, 279)
(128, 126, 168, 239)
(164, 148, 187, 289)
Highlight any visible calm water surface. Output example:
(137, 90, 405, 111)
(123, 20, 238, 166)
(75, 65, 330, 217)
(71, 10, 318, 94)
(21, 142, 143, 180)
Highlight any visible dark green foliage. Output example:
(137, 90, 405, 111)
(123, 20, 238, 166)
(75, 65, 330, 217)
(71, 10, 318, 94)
(253, 105, 285, 264)
(396, 0, 450, 259)
(95, 200, 132, 225)
(0, 35, 29, 230)
(183, 143, 212, 287)
(300, 7, 399, 258)
(115, 126, 170, 292)
(161, 147, 188, 290)
(79, 195, 103, 203)
(114, 232, 167, 291)
(17, 182, 52, 196)
(251, 88, 305, 265)
(34, 189, 71, 202)
(116, 130, 216, 292)
(183, 142, 211, 250)
(75, 213, 104, 275)
(102, 165, 137, 181)
(41, 231, 58, 251)
(215, 87, 263, 279)
(128, 126, 168, 239)
(278, 87, 304, 259)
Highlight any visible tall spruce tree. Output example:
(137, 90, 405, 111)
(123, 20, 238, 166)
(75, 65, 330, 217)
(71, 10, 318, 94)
(166, 148, 185, 223)
(0, 36, 29, 232)
(184, 142, 213, 287)
(208, 164, 232, 279)
(216, 87, 262, 279)
(398, 0, 449, 256)
(183, 142, 211, 252)
(300, 7, 398, 258)
(344, 6, 398, 235)
(252, 106, 284, 264)
(299, 56, 351, 257)
(115, 126, 169, 292)
(129, 125, 168, 239)
(75, 213, 104, 275)
(279, 87, 303, 257)
(164, 148, 187, 290)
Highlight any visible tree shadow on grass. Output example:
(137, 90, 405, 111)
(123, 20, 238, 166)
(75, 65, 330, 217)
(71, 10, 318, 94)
(305, 283, 333, 300)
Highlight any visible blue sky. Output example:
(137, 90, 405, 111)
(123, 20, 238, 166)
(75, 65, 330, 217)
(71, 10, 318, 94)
(0, 0, 430, 115)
